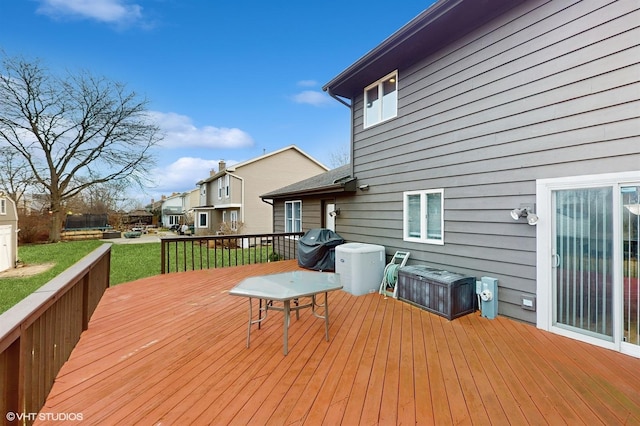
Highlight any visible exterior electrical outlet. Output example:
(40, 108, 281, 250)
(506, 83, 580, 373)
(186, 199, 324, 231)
(478, 277, 498, 319)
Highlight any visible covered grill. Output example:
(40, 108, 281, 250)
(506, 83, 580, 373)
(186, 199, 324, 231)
(297, 228, 344, 271)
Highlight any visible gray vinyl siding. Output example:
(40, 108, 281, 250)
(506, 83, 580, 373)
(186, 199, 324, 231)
(272, 198, 324, 234)
(337, 0, 640, 323)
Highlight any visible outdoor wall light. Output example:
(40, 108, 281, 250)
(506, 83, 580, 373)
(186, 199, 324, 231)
(510, 206, 538, 225)
(510, 208, 527, 220)
(359, 184, 370, 191)
(329, 208, 341, 217)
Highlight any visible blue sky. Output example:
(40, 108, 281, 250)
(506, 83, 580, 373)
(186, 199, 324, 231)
(0, 0, 436, 205)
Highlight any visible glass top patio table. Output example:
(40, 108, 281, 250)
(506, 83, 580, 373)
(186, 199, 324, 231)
(229, 271, 342, 355)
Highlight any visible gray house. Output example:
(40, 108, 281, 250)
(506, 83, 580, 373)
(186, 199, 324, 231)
(271, 0, 640, 357)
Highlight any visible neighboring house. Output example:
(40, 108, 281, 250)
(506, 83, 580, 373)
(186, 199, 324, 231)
(0, 195, 18, 272)
(193, 145, 328, 236)
(159, 189, 199, 228)
(312, 0, 640, 357)
(261, 164, 356, 233)
(161, 193, 185, 228)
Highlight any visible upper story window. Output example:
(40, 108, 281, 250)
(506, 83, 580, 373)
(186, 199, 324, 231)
(0, 199, 5, 215)
(364, 71, 398, 128)
(218, 175, 230, 199)
(403, 189, 444, 245)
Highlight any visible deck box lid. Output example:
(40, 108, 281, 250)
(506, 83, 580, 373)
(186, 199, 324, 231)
(399, 265, 474, 285)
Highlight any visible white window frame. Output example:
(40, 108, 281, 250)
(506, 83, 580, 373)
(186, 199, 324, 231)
(217, 177, 223, 199)
(0, 199, 5, 215)
(230, 210, 238, 230)
(403, 189, 444, 245)
(285, 200, 302, 233)
(225, 174, 230, 198)
(197, 211, 208, 228)
(364, 70, 398, 128)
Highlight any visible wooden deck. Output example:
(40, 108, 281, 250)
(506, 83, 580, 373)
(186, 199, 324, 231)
(36, 260, 640, 425)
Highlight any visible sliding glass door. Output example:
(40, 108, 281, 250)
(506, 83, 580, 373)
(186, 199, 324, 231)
(622, 186, 640, 347)
(546, 179, 640, 355)
(553, 187, 614, 340)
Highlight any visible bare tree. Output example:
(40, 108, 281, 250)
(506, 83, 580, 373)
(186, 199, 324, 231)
(0, 53, 161, 242)
(0, 146, 37, 206)
(328, 143, 350, 168)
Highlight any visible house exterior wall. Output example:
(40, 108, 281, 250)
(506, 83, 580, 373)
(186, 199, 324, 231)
(194, 147, 327, 236)
(334, 0, 640, 323)
(161, 195, 184, 227)
(235, 149, 327, 235)
(272, 198, 324, 234)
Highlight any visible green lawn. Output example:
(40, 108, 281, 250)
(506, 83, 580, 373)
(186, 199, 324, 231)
(0, 241, 161, 314)
(0, 240, 279, 314)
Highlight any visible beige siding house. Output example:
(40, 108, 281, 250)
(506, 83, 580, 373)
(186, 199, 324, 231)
(193, 145, 328, 236)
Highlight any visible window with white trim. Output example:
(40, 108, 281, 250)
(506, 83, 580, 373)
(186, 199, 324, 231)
(198, 211, 208, 228)
(217, 177, 223, 199)
(364, 71, 398, 128)
(230, 210, 238, 230)
(285, 200, 302, 233)
(225, 174, 230, 198)
(0, 199, 5, 215)
(403, 189, 444, 244)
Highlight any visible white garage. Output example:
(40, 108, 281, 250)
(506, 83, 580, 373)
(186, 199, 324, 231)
(0, 196, 18, 273)
(0, 225, 12, 272)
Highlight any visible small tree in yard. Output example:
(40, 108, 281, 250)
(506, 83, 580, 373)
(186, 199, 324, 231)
(0, 53, 161, 242)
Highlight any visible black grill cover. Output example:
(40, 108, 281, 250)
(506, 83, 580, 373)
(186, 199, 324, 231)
(297, 228, 345, 271)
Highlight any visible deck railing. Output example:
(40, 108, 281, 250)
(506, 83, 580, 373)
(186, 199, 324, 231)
(160, 232, 304, 274)
(0, 244, 111, 425)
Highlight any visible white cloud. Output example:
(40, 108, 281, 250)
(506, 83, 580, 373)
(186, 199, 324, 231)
(149, 111, 254, 150)
(291, 90, 332, 107)
(297, 80, 318, 87)
(36, 0, 143, 24)
(151, 157, 221, 193)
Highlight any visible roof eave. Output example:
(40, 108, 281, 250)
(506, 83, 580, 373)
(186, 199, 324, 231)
(261, 178, 357, 200)
(322, 0, 525, 99)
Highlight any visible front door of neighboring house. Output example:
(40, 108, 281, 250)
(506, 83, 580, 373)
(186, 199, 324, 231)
(537, 172, 640, 358)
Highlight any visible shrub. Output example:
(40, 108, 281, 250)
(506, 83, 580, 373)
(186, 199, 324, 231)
(18, 213, 50, 244)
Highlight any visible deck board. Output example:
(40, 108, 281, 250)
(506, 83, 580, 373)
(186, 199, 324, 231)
(34, 260, 640, 425)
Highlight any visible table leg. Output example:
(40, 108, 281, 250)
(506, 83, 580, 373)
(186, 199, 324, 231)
(324, 292, 330, 341)
(283, 299, 290, 355)
(246, 298, 253, 348)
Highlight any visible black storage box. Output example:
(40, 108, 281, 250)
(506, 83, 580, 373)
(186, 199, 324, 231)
(397, 265, 476, 320)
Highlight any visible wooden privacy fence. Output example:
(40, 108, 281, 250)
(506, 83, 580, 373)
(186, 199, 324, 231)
(161, 232, 304, 273)
(0, 244, 111, 425)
